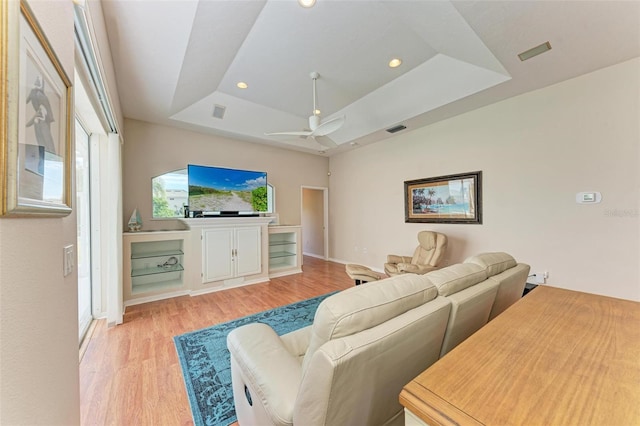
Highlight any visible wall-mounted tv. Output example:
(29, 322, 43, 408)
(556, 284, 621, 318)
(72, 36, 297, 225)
(187, 164, 268, 215)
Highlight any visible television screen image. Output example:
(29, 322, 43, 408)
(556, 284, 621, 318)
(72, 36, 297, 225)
(187, 164, 268, 214)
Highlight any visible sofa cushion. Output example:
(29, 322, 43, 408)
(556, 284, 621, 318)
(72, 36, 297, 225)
(301, 273, 437, 372)
(426, 263, 487, 297)
(465, 252, 517, 277)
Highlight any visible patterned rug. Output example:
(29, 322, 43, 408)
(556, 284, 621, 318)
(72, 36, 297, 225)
(173, 292, 336, 426)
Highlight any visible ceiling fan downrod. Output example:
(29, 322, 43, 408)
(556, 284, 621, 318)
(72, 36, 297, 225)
(310, 71, 321, 130)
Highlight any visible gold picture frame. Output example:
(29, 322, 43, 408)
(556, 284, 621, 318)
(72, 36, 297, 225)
(1, 0, 72, 217)
(405, 171, 482, 224)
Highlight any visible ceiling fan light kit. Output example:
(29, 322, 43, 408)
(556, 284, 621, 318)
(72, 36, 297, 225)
(265, 71, 345, 148)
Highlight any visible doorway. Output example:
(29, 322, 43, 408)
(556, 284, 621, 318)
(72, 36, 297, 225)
(301, 187, 328, 259)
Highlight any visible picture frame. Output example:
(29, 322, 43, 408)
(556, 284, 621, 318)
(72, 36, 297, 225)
(1, 1, 72, 217)
(404, 171, 482, 224)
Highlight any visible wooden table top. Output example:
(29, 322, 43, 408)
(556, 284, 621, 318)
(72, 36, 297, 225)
(400, 285, 640, 426)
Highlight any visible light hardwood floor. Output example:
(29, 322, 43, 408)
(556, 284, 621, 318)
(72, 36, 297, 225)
(80, 256, 354, 425)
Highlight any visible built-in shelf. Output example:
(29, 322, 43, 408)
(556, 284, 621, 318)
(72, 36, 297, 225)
(269, 240, 295, 247)
(131, 279, 183, 295)
(268, 225, 302, 277)
(131, 263, 184, 278)
(269, 251, 297, 259)
(131, 248, 184, 260)
(123, 231, 188, 306)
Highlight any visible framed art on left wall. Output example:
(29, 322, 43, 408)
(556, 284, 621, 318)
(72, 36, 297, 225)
(0, 0, 72, 217)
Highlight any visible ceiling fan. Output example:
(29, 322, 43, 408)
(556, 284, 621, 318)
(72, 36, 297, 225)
(265, 71, 345, 148)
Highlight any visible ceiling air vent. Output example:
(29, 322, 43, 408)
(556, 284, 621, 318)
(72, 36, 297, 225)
(518, 42, 552, 61)
(386, 124, 407, 134)
(212, 104, 226, 119)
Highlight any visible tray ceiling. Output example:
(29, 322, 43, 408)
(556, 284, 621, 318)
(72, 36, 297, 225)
(101, 0, 640, 155)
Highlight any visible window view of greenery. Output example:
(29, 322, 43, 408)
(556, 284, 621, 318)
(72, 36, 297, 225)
(152, 169, 188, 218)
(152, 168, 274, 218)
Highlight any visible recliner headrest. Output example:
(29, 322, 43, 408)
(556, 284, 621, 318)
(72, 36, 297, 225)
(425, 263, 487, 297)
(464, 252, 517, 277)
(417, 231, 438, 249)
(302, 274, 438, 371)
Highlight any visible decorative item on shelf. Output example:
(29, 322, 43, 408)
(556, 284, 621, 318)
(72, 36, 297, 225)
(128, 208, 142, 232)
(158, 256, 179, 269)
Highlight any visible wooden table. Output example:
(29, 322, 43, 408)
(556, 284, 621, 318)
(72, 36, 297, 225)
(400, 285, 640, 425)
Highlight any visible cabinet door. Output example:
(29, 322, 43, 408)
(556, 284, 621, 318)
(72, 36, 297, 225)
(235, 226, 262, 276)
(202, 228, 234, 283)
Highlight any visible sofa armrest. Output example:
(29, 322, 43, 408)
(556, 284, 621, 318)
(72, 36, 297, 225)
(227, 323, 303, 424)
(398, 263, 437, 275)
(387, 254, 412, 264)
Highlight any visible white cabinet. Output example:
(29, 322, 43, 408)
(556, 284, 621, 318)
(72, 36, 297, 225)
(268, 225, 302, 278)
(182, 217, 271, 293)
(123, 231, 190, 306)
(202, 226, 261, 283)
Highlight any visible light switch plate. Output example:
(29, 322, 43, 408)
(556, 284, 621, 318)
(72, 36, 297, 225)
(63, 244, 74, 276)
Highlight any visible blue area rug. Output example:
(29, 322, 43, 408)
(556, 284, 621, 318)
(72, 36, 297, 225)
(174, 292, 336, 426)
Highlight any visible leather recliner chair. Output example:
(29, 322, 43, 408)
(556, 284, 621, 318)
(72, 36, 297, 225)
(384, 231, 448, 276)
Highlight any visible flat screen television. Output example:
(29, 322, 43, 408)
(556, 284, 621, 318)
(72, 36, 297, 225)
(187, 164, 268, 215)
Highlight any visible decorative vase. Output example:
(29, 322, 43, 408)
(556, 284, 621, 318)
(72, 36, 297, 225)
(128, 208, 142, 232)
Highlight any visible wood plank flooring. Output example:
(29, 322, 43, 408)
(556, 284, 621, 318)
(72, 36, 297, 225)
(79, 256, 354, 425)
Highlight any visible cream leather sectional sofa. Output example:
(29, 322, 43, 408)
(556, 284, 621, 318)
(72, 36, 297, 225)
(227, 252, 530, 426)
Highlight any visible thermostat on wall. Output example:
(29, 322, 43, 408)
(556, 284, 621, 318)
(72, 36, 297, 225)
(576, 191, 601, 204)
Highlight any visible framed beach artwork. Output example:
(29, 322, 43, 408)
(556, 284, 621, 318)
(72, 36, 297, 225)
(404, 171, 482, 224)
(0, 1, 72, 217)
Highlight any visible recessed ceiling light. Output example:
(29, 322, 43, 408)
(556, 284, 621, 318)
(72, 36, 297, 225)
(518, 42, 552, 61)
(389, 58, 402, 68)
(298, 0, 316, 8)
(236, 81, 248, 89)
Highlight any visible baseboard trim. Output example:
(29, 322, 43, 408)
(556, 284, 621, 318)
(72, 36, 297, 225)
(303, 252, 325, 260)
(124, 289, 190, 308)
(190, 277, 270, 297)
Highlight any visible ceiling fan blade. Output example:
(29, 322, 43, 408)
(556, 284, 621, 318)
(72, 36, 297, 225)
(313, 135, 338, 148)
(311, 115, 345, 136)
(265, 130, 313, 137)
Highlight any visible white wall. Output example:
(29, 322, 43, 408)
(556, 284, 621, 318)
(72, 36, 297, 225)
(329, 58, 640, 301)
(121, 119, 329, 229)
(0, 0, 80, 424)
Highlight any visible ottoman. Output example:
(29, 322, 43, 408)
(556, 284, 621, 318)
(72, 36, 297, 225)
(345, 263, 383, 285)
